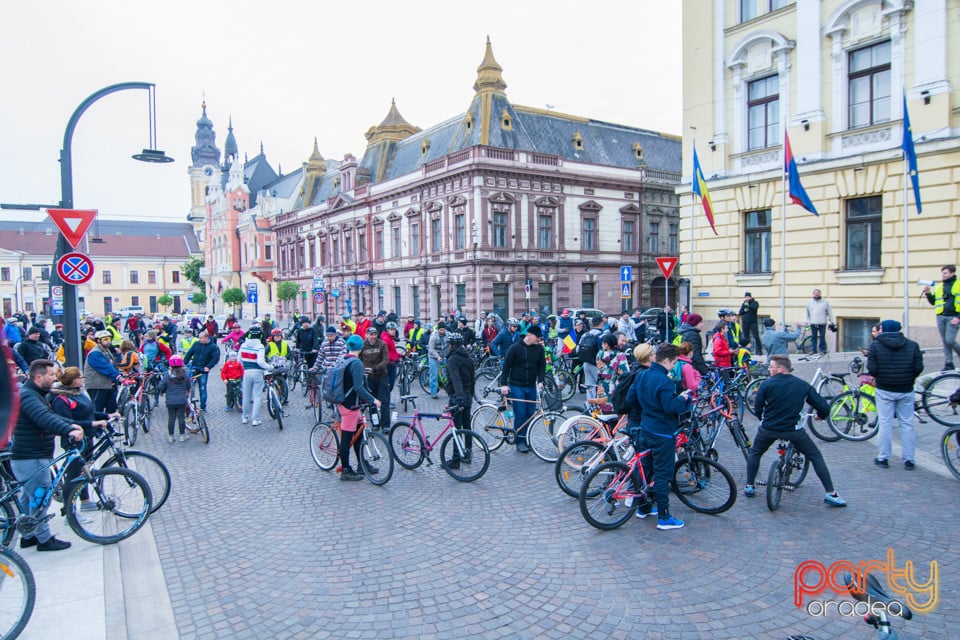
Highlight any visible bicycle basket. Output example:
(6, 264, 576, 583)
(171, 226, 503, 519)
(541, 386, 563, 411)
(269, 356, 291, 374)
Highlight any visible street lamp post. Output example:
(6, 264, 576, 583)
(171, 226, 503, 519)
(52, 82, 173, 367)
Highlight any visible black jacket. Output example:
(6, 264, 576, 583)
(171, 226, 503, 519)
(739, 299, 759, 325)
(445, 347, 476, 404)
(49, 387, 107, 450)
(183, 340, 221, 372)
(754, 374, 830, 433)
(16, 339, 48, 365)
(501, 340, 546, 388)
(867, 332, 923, 393)
(677, 323, 708, 375)
(11, 381, 78, 460)
(294, 326, 318, 353)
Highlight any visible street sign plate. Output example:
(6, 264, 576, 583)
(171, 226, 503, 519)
(314, 292, 325, 304)
(621, 282, 631, 298)
(620, 265, 632, 282)
(56, 252, 94, 285)
(655, 257, 678, 279)
(313, 267, 323, 277)
(246, 282, 258, 293)
(330, 289, 341, 298)
(51, 285, 63, 297)
(697, 292, 710, 297)
(47, 208, 97, 249)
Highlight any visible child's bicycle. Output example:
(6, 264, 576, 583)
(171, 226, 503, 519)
(185, 374, 211, 443)
(309, 403, 394, 485)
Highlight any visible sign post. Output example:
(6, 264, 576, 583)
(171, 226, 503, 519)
(246, 282, 259, 318)
(655, 257, 678, 342)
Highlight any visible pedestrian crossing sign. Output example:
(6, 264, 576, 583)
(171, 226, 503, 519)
(621, 282, 631, 298)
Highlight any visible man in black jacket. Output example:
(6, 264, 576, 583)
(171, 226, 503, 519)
(444, 332, 476, 469)
(499, 325, 546, 453)
(16, 326, 48, 365)
(743, 355, 847, 507)
(183, 331, 221, 411)
(11, 360, 85, 551)
(294, 318, 319, 368)
(739, 292, 761, 355)
(868, 320, 924, 470)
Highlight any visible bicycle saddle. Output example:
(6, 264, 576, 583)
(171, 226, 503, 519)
(598, 414, 620, 425)
(830, 371, 850, 379)
(840, 571, 914, 620)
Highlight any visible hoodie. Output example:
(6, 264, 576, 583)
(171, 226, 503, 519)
(677, 322, 707, 375)
(866, 332, 923, 393)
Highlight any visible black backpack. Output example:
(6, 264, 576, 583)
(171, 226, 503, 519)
(611, 367, 643, 415)
(576, 332, 600, 364)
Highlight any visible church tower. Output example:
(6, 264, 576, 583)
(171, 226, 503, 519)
(188, 100, 222, 247)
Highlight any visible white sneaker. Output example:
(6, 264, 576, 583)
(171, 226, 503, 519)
(241, 417, 249, 424)
(167, 435, 175, 443)
(252, 420, 262, 426)
(75, 512, 95, 525)
(179, 434, 187, 442)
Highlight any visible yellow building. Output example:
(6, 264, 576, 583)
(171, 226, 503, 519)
(681, 0, 960, 350)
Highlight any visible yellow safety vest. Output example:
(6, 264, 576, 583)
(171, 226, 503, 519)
(267, 341, 289, 359)
(107, 325, 122, 347)
(932, 281, 960, 315)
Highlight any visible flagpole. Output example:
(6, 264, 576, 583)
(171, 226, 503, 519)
(903, 135, 910, 337)
(781, 152, 787, 326)
(689, 130, 697, 314)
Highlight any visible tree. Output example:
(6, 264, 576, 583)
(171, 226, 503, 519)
(222, 287, 245, 314)
(276, 281, 300, 303)
(157, 294, 174, 312)
(182, 256, 205, 291)
(191, 291, 207, 306)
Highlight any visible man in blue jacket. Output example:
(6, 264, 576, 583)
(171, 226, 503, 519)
(183, 331, 221, 411)
(631, 343, 693, 530)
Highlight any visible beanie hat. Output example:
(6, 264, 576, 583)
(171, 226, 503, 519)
(346, 334, 364, 351)
(27, 326, 41, 336)
(687, 313, 703, 326)
(880, 319, 902, 333)
(325, 325, 337, 334)
(763, 318, 775, 328)
(525, 325, 543, 338)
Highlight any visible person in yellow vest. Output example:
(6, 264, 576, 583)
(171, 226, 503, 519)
(922, 264, 960, 372)
(107, 317, 123, 349)
(178, 330, 197, 356)
(266, 329, 290, 359)
(340, 313, 356, 336)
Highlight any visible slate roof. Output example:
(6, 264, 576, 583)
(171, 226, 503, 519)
(262, 167, 304, 199)
(0, 217, 200, 254)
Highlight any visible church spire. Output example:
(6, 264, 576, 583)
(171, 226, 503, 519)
(473, 36, 507, 94)
(224, 115, 238, 166)
(364, 98, 420, 145)
(190, 98, 220, 167)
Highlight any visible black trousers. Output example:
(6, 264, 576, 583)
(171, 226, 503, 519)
(746, 427, 835, 493)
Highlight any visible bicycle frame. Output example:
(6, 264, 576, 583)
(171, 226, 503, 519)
(395, 409, 458, 454)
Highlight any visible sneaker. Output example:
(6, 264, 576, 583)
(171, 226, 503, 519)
(179, 434, 187, 442)
(446, 458, 461, 470)
(941, 365, 955, 373)
(252, 420, 262, 426)
(904, 460, 915, 470)
(636, 505, 658, 519)
(75, 512, 95, 525)
(656, 516, 685, 530)
(431, 394, 439, 400)
(241, 417, 249, 424)
(874, 457, 889, 468)
(79, 501, 98, 512)
(167, 435, 175, 443)
(516, 443, 531, 454)
(824, 492, 847, 507)
(744, 485, 756, 497)
(340, 468, 363, 482)
(363, 464, 379, 475)
(37, 536, 71, 551)
(19, 536, 37, 549)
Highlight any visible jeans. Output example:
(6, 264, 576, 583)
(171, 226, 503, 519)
(875, 388, 916, 463)
(809, 324, 828, 354)
(191, 369, 209, 409)
(936, 315, 960, 368)
(387, 363, 398, 394)
(167, 405, 186, 435)
(637, 430, 675, 517)
(508, 384, 538, 447)
(429, 357, 442, 395)
(11, 458, 54, 543)
(746, 427, 835, 493)
(242, 369, 265, 422)
(582, 363, 599, 399)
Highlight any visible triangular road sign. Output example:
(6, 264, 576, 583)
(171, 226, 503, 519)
(47, 208, 97, 249)
(655, 256, 678, 279)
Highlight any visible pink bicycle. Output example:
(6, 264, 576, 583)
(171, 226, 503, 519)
(388, 400, 491, 482)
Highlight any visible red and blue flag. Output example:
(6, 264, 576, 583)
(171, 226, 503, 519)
(784, 133, 818, 216)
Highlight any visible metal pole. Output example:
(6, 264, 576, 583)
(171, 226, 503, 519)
(53, 82, 154, 367)
(903, 152, 909, 336)
(780, 159, 787, 325)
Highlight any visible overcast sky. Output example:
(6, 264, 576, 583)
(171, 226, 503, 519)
(0, 0, 682, 222)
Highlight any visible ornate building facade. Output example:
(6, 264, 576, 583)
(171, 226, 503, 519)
(273, 39, 682, 322)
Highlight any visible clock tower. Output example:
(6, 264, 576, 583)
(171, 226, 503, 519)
(188, 100, 222, 247)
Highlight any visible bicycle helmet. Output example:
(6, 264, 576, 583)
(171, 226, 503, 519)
(246, 326, 263, 340)
(271, 328, 283, 337)
(446, 332, 463, 344)
(507, 317, 520, 327)
(94, 330, 111, 340)
(55, 323, 63, 329)
(385, 321, 398, 330)
(717, 308, 736, 317)
(169, 355, 184, 367)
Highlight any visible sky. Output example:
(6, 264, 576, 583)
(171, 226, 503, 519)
(0, 0, 682, 222)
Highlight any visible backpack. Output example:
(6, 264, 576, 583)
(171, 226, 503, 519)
(610, 367, 643, 415)
(321, 356, 353, 405)
(671, 334, 682, 346)
(576, 332, 600, 364)
(669, 360, 686, 394)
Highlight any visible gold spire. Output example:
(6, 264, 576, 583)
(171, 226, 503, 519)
(306, 137, 326, 174)
(364, 99, 420, 144)
(473, 36, 507, 94)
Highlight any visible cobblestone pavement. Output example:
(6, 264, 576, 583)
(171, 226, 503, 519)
(130, 352, 959, 639)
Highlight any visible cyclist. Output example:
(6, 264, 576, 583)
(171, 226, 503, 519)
(140, 330, 172, 371)
(444, 332, 475, 469)
(84, 330, 126, 413)
(220, 352, 244, 411)
(50, 323, 65, 348)
(427, 321, 449, 399)
(711, 308, 738, 369)
(265, 328, 290, 404)
(293, 318, 319, 369)
(743, 355, 847, 507)
(499, 324, 546, 453)
(183, 331, 221, 411)
(490, 318, 521, 357)
(315, 325, 347, 371)
(382, 322, 402, 393)
(159, 355, 190, 443)
(178, 329, 197, 356)
(117, 340, 141, 374)
(238, 326, 270, 426)
(337, 334, 381, 481)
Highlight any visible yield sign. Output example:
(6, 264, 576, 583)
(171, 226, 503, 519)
(655, 256, 678, 279)
(56, 252, 95, 285)
(47, 208, 97, 249)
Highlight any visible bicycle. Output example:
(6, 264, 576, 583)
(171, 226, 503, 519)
(288, 349, 315, 396)
(309, 403, 394, 485)
(419, 359, 447, 395)
(263, 370, 286, 431)
(555, 427, 632, 498)
(469, 391, 574, 463)
(116, 377, 139, 446)
(0, 443, 153, 545)
(476, 353, 502, 380)
(764, 435, 811, 511)
(0, 545, 35, 640)
(782, 323, 815, 355)
(388, 401, 491, 482)
(185, 374, 211, 443)
(304, 367, 323, 424)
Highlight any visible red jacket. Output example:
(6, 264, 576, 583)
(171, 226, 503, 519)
(712, 332, 733, 368)
(204, 320, 218, 337)
(354, 318, 371, 337)
(381, 331, 400, 363)
(220, 360, 244, 381)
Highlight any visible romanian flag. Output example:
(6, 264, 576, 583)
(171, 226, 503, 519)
(692, 147, 718, 235)
(784, 133, 818, 216)
(561, 334, 576, 355)
(901, 95, 922, 214)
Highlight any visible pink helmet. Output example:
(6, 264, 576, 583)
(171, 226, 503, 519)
(169, 355, 184, 367)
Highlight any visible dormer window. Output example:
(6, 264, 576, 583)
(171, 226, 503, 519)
(572, 131, 584, 151)
(421, 139, 431, 155)
(501, 108, 512, 131)
(464, 113, 474, 130)
(333, 177, 341, 190)
(633, 142, 644, 161)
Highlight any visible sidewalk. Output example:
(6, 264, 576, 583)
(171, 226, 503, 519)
(17, 485, 176, 639)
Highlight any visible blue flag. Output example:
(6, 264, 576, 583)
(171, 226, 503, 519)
(902, 95, 922, 214)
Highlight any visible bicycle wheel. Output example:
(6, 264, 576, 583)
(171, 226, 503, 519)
(418, 368, 432, 394)
(102, 451, 171, 513)
(359, 430, 394, 486)
(470, 404, 507, 452)
(554, 369, 576, 402)
(940, 427, 960, 481)
(65, 467, 153, 544)
(672, 455, 736, 514)
(277, 376, 289, 404)
(744, 378, 764, 417)
(556, 440, 608, 498)
(440, 429, 491, 482)
(0, 499, 17, 547)
(766, 458, 785, 511)
(922, 372, 960, 427)
(289, 365, 300, 394)
(786, 449, 810, 488)
(578, 461, 636, 530)
(478, 357, 501, 380)
(138, 396, 151, 433)
(0, 546, 36, 640)
(797, 336, 813, 355)
(310, 422, 340, 471)
(387, 421, 426, 469)
(398, 369, 411, 397)
(816, 376, 845, 403)
(555, 415, 607, 452)
(123, 403, 138, 447)
(197, 412, 210, 443)
(805, 409, 841, 442)
(528, 411, 563, 463)
(726, 418, 751, 464)
(828, 391, 878, 441)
